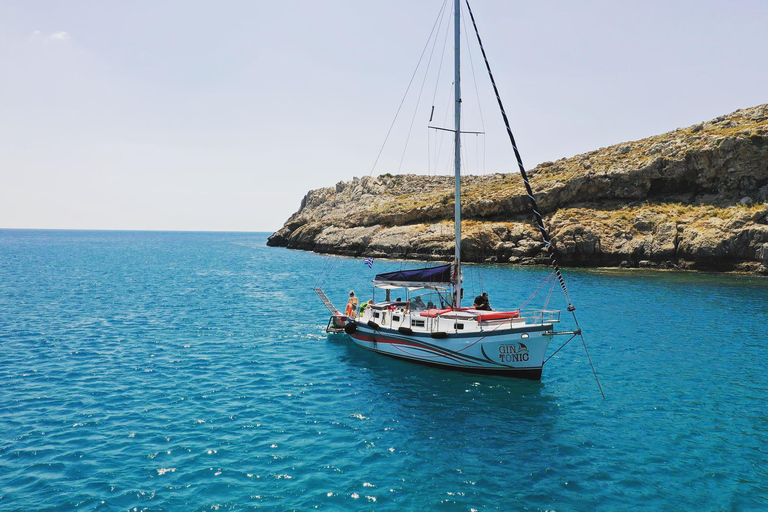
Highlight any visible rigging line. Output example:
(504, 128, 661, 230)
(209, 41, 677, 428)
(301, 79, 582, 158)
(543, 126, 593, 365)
(478, 262, 484, 293)
(455, 311, 516, 353)
(464, 0, 573, 309)
(314, 255, 332, 288)
(430, 8, 453, 177)
(317, 257, 329, 288)
(461, 3, 486, 133)
(543, 333, 577, 365)
(369, 0, 448, 177)
(516, 270, 554, 311)
(427, 126, 431, 175)
(432, 82, 452, 176)
(327, 256, 342, 288)
(572, 311, 606, 400)
(397, 0, 450, 174)
(435, 62, 456, 176)
(475, 133, 482, 177)
(543, 276, 555, 309)
(430, 2, 453, 112)
(466, 1, 603, 398)
(318, 257, 333, 289)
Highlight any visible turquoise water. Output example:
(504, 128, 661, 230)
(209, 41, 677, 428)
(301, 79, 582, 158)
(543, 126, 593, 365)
(1, 229, 767, 511)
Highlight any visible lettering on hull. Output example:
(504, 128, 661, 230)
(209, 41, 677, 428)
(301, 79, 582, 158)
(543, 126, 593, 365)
(352, 328, 548, 376)
(498, 342, 529, 363)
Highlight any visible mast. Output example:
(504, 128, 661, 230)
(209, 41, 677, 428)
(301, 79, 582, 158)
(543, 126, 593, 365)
(452, 0, 462, 308)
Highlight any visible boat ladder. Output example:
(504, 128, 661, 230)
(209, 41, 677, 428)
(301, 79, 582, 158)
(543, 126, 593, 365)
(313, 287, 340, 315)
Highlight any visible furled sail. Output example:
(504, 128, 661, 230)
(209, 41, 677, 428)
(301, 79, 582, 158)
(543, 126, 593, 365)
(373, 264, 453, 286)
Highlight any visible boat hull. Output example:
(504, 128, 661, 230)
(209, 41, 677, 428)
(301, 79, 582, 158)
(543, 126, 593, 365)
(346, 321, 553, 380)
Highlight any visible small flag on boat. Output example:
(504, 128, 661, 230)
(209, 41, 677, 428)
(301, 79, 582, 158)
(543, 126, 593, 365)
(364, 257, 375, 268)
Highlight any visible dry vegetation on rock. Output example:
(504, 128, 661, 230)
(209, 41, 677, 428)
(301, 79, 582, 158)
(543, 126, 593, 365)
(269, 105, 768, 273)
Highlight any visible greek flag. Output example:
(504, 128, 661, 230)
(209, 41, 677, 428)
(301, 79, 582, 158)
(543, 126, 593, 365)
(364, 257, 375, 269)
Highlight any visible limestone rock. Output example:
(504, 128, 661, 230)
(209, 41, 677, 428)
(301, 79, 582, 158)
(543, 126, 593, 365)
(268, 104, 768, 273)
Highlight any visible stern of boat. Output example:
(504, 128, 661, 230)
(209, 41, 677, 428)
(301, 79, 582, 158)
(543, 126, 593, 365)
(325, 313, 348, 334)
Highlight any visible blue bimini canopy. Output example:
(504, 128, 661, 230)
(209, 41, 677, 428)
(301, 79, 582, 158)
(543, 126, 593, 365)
(373, 264, 453, 287)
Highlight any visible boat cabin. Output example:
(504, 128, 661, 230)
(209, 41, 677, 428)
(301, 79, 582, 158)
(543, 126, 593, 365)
(358, 281, 559, 336)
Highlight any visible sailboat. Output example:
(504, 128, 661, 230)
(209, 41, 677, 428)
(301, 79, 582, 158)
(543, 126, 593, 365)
(328, 0, 583, 380)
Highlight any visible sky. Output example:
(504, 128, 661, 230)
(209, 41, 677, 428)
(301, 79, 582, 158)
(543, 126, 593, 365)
(1, 0, 767, 232)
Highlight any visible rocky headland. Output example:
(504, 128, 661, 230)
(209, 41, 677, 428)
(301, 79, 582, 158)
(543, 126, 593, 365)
(268, 105, 768, 274)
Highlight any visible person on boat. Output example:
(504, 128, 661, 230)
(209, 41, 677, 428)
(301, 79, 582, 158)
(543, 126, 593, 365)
(359, 299, 372, 316)
(331, 313, 346, 328)
(411, 295, 426, 311)
(345, 291, 359, 317)
(473, 292, 492, 311)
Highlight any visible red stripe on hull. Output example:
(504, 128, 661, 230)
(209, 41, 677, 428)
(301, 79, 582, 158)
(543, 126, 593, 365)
(349, 330, 544, 380)
(351, 332, 471, 364)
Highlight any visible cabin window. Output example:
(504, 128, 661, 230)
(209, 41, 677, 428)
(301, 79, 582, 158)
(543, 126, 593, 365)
(412, 320, 425, 328)
(454, 323, 464, 330)
(373, 312, 380, 319)
(392, 315, 400, 322)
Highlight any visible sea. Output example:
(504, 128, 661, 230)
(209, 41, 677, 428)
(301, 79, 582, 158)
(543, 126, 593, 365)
(1, 229, 766, 511)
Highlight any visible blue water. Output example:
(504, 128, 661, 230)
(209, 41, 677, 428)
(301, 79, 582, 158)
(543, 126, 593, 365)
(1, 230, 766, 511)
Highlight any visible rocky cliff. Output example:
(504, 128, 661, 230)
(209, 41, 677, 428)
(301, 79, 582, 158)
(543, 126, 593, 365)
(268, 105, 768, 274)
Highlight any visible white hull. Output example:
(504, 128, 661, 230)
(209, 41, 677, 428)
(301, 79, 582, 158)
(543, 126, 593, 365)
(343, 309, 556, 380)
(317, 1, 581, 383)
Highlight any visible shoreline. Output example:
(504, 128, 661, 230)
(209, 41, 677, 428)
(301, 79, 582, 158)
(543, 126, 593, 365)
(270, 244, 768, 277)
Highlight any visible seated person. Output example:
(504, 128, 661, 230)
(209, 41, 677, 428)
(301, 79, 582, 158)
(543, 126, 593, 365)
(389, 297, 406, 311)
(473, 292, 492, 311)
(411, 296, 426, 311)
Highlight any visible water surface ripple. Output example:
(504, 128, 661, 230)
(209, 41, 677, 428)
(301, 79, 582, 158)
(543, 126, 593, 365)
(1, 230, 766, 510)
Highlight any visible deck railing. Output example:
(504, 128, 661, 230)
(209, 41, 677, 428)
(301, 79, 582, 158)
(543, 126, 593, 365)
(518, 309, 561, 325)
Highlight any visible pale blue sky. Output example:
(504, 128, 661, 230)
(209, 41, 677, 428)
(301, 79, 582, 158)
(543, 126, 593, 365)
(1, 1, 766, 232)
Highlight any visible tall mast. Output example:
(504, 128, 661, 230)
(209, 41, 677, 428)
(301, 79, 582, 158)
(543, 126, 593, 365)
(452, 0, 462, 308)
